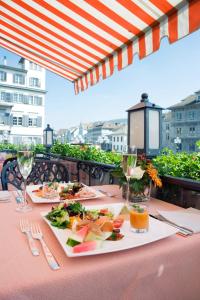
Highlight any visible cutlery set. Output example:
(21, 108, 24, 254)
(150, 214, 193, 237)
(19, 219, 60, 270)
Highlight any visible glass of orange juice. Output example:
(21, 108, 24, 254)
(129, 204, 149, 233)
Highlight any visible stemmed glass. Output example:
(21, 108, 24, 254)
(122, 145, 137, 207)
(16, 147, 34, 212)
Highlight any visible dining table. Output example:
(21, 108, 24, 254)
(0, 184, 200, 300)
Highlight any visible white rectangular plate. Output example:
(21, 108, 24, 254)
(27, 184, 105, 204)
(41, 203, 178, 257)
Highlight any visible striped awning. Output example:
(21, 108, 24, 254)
(0, 0, 200, 94)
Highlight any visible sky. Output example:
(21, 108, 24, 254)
(0, 30, 200, 130)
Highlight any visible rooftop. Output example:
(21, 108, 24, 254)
(168, 91, 200, 109)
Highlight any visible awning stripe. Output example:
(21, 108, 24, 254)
(0, 0, 102, 62)
(0, 39, 76, 81)
(0, 0, 199, 94)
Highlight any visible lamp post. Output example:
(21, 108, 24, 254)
(127, 93, 163, 158)
(43, 124, 54, 152)
(174, 136, 181, 152)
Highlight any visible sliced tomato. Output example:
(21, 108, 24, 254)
(113, 218, 124, 228)
(100, 208, 109, 215)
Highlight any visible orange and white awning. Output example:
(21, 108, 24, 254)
(0, 0, 200, 94)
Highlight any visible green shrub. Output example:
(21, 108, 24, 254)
(153, 148, 200, 181)
(51, 142, 121, 165)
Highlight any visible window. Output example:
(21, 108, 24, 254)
(29, 62, 41, 71)
(13, 117, 22, 126)
(189, 127, 195, 134)
(34, 96, 42, 105)
(1, 92, 6, 101)
(121, 145, 123, 151)
(13, 117, 17, 125)
(121, 136, 123, 142)
(117, 137, 119, 142)
(189, 144, 195, 152)
(113, 137, 115, 142)
(166, 124, 170, 130)
(28, 118, 37, 127)
(0, 71, 7, 81)
(28, 118, 33, 126)
(176, 112, 182, 121)
(166, 133, 170, 140)
(29, 77, 41, 87)
(13, 74, 25, 84)
(188, 111, 195, 120)
(28, 96, 34, 105)
(13, 93, 18, 103)
(176, 128, 182, 135)
(19, 94, 23, 103)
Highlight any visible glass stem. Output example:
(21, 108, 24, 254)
(24, 179, 27, 206)
(126, 178, 130, 207)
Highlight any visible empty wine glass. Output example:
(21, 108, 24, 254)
(122, 145, 137, 206)
(16, 147, 34, 212)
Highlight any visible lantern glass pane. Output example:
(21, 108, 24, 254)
(130, 110, 144, 148)
(47, 131, 52, 146)
(149, 110, 159, 149)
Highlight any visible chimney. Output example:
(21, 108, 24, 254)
(3, 56, 7, 65)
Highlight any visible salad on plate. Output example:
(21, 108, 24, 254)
(46, 202, 125, 253)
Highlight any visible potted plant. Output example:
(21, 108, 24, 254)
(112, 154, 162, 202)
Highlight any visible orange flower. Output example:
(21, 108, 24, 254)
(146, 164, 162, 188)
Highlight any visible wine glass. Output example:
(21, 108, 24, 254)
(16, 148, 34, 212)
(122, 145, 137, 207)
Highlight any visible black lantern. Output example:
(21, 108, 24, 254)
(43, 124, 54, 151)
(127, 93, 163, 157)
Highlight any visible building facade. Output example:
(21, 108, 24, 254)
(0, 57, 46, 144)
(162, 91, 200, 152)
(110, 125, 127, 153)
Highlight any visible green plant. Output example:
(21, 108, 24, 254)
(51, 142, 121, 165)
(153, 148, 200, 181)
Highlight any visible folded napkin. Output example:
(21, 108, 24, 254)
(0, 191, 11, 202)
(157, 210, 200, 233)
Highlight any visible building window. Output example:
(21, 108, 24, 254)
(189, 144, 195, 152)
(189, 127, 195, 134)
(19, 94, 23, 103)
(121, 136, 123, 142)
(28, 118, 33, 127)
(29, 62, 41, 71)
(176, 128, 181, 135)
(117, 137, 119, 142)
(28, 118, 37, 127)
(29, 77, 41, 87)
(121, 145, 123, 151)
(0, 71, 7, 82)
(28, 96, 34, 105)
(13, 93, 18, 103)
(166, 124, 170, 130)
(34, 96, 42, 105)
(176, 112, 182, 121)
(13, 74, 25, 85)
(13, 117, 22, 126)
(113, 137, 115, 142)
(166, 133, 170, 140)
(188, 111, 195, 120)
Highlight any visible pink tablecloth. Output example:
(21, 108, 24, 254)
(0, 185, 200, 300)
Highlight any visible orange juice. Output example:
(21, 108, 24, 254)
(130, 206, 149, 232)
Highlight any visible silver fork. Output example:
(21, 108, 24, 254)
(19, 219, 40, 256)
(31, 223, 60, 270)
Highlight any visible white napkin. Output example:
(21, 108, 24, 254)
(157, 209, 200, 233)
(0, 191, 11, 202)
